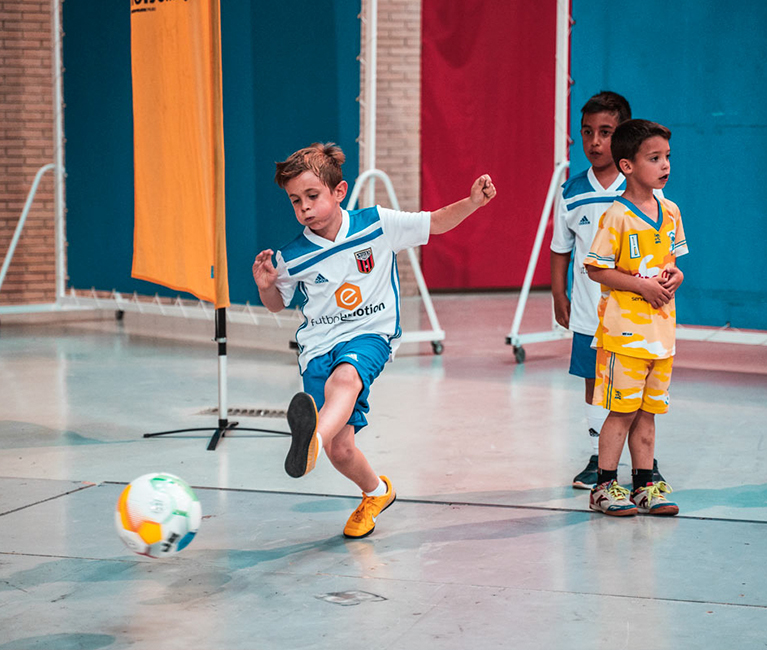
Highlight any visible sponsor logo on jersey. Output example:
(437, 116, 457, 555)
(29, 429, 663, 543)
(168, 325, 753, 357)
(335, 282, 363, 310)
(629, 234, 640, 259)
(579, 216, 590, 226)
(309, 302, 386, 326)
(614, 390, 622, 400)
(669, 230, 676, 251)
(314, 273, 329, 284)
(354, 247, 374, 274)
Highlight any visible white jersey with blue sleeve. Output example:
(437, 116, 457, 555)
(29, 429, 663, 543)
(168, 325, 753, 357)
(274, 206, 431, 373)
(550, 167, 627, 336)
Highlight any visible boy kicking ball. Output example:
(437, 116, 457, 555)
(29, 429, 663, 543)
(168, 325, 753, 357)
(585, 119, 687, 516)
(253, 142, 495, 537)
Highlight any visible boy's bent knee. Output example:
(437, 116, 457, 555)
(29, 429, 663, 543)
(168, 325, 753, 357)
(327, 363, 363, 394)
(326, 435, 356, 464)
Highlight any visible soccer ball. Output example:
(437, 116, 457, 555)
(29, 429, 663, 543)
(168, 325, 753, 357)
(115, 473, 202, 558)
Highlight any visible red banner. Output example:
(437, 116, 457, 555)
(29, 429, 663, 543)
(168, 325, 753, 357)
(421, 1, 557, 289)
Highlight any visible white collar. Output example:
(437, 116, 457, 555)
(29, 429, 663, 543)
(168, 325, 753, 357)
(588, 166, 625, 193)
(302, 209, 349, 247)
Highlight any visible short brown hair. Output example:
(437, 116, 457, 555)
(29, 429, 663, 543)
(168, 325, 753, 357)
(611, 119, 671, 167)
(274, 142, 345, 189)
(581, 91, 632, 125)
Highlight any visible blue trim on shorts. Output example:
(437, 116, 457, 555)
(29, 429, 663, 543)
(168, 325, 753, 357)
(302, 334, 391, 433)
(569, 331, 597, 379)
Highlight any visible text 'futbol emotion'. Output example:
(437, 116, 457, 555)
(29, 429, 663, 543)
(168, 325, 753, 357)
(115, 473, 202, 558)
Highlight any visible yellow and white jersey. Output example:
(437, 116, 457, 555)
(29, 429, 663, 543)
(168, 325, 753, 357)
(584, 196, 689, 359)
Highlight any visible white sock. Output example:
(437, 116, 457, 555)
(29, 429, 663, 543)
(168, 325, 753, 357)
(365, 477, 386, 497)
(315, 432, 323, 461)
(586, 403, 607, 453)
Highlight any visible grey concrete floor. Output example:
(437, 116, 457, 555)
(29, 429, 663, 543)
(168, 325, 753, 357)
(1, 292, 766, 649)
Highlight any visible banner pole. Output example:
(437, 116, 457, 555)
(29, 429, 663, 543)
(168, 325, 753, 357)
(143, 306, 289, 449)
(207, 307, 231, 450)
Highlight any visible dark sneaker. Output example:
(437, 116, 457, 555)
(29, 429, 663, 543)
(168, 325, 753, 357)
(631, 481, 679, 516)
(572, 454, 599, 489)
(284, 392, 319, 478)
(652, 458, 665, 484)
(589, 480, 638, 516)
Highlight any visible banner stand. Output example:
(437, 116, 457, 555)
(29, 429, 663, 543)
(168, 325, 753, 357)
(142, 308, 289, 451)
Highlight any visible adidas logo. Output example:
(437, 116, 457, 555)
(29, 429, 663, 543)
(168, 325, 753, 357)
(578, 216, 590, 225)
(344, 353, 359, 361)
(314, 273, 329, 284)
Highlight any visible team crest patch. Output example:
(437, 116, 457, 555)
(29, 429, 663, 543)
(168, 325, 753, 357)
(354, 248, 374, 274)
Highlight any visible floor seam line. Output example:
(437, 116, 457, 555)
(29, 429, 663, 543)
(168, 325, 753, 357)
(99, 481, 767, 525)
(0, 483, 97, 517)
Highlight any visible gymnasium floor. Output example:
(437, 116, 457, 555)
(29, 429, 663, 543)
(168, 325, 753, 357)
(1, 292, 765, 649)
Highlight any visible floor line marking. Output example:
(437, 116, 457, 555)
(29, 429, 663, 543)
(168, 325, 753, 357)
(0, 483, 97, 518)
(98, 481, 767, 526)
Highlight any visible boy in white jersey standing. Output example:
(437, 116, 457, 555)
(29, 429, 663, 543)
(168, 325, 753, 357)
(551, 91, 666, 489)
(253, 143, 496, 538)
(584, 119, 687, 516)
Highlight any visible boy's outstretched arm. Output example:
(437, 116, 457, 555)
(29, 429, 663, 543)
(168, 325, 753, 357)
(252, 249, 285, 313)
(429, 174, 496, 235)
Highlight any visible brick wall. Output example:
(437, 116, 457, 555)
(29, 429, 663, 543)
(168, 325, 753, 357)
(0, 1, 57, 305)
(360, 0, 422, 296)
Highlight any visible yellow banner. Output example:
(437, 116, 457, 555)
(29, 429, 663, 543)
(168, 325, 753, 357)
(130, 0, 229, 308)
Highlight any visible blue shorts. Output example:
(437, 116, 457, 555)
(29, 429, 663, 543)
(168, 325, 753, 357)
(569, 331, 597, 379)
(302, 334, 391, 433)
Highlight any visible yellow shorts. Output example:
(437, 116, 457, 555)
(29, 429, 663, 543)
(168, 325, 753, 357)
(593, 348, 673, 414)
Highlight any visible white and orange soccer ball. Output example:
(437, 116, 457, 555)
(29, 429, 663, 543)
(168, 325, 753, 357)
(115, 473, 202, 558)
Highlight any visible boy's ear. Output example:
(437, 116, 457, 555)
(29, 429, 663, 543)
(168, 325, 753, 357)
(618, 158, 632, 175)
(334, 180, 348, 202)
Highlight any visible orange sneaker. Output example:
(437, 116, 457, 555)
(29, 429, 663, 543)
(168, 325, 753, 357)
(284, 392, 319, 478)
(343, 476, 396, 539)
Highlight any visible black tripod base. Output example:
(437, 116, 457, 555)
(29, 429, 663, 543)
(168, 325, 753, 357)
(143, 420, 289, 451)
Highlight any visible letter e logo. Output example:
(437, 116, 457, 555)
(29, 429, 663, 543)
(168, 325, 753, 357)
(335, 283, 362, 310)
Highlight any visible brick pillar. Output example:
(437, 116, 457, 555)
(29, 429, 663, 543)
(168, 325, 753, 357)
(360, 0, 422, 296)
(0, 1, 57, 305)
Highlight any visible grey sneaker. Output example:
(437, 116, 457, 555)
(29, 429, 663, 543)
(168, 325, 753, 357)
(631, 481, 679, 516)
(572, 454, 599, 489)
(589, 480, 638, 516)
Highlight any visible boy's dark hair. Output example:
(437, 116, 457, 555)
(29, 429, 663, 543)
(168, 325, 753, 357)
(274, 142, 345, 190)
(581, 91, 632, 125)
(611, 119, 672, 167)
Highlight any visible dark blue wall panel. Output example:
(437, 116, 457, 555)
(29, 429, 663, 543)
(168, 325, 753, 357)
(571, 0, 767, 329)
(63, 0, 360, 305)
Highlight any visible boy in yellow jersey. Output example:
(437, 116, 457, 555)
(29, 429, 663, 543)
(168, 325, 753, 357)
(584, 119, 688, 516)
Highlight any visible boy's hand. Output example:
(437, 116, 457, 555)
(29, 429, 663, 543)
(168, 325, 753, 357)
(639, 276, 672, 309)
(660, 266, 684, 294)
(553, 294, 571, 329)
(470, 174, 496, 207)
(252, 249, 278, 290)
